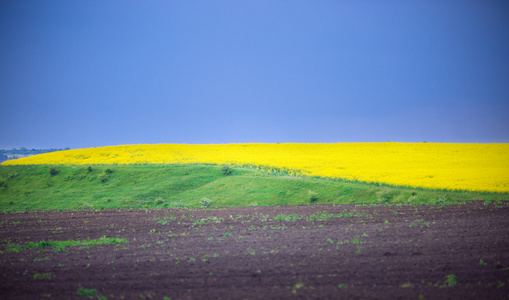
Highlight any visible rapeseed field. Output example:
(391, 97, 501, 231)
(3, 143, 508, 193)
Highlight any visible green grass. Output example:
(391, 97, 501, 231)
(76, 286, 98, 298)
(0, 164, 507, 211)
(5, 236, 128, 252)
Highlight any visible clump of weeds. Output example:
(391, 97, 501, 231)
(199, 197, 213, 207)
(443, 274, 457, 287)
(33, 273, 53, 280)
(273, 213, 302, 221)
(409, 219, 430, 228)
(155, 215, 176, 225)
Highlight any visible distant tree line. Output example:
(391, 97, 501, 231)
(0, 147, 70, 163)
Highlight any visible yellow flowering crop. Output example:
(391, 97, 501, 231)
(3, 143, 508, 193)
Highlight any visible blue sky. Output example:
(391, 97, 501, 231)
(1, 1, 508, 149)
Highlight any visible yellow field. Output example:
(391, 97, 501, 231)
(3, 143, 508, 192)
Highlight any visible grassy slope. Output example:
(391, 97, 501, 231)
(0, 164, 507, 211)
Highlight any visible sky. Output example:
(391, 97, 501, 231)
(1, 1, 508, 149)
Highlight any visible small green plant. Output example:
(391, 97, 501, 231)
(156, 214, 176, 225)
(306, 211, 368, 221)
(270, 225, 287, 230)
(273, 213, 302, 222)
(292, 282, 305, 294)
(443, 274, 457, 287)
(98, 173, 109, 183)
(409, 219, 429, 228)
(192, 216, 224, 227)
(54, 245, 68, 252)
(33, 256, 50, 262)
(221, 165, 233, 175)
(33, 272, 53, 280)
(308, 190, 318, 202)
(199, 198, 212, 207)
(77, 286, 97, 298)
(49, 168, 58, 176)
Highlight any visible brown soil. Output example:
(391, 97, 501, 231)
(1, 202, 509, 299)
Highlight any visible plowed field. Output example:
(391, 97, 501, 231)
(1, 203, 508, 299)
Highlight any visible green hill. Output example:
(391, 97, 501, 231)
(0, 164, 506, 211)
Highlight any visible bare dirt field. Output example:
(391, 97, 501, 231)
(1, 202, 509, 299)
